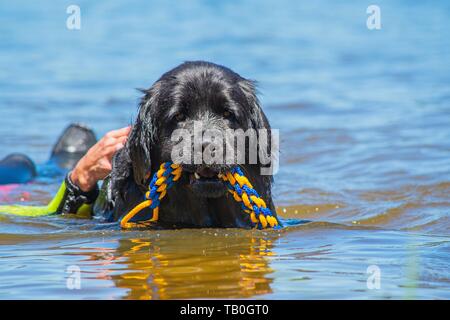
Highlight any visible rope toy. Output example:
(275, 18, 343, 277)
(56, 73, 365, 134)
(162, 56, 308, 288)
(120, 162, 279, 230)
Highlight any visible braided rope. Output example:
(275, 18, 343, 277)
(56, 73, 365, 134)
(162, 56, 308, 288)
(120, 163, 182, 229)
(219, 167, 278, 229)
(120, 162, 279, 229)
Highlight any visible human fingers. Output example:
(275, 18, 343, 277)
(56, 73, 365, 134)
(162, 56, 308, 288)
(102, 140, 126, 159)
(105, 126, 131, 139)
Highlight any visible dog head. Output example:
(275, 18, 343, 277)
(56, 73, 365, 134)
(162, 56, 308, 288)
(126, 61, 273, 200)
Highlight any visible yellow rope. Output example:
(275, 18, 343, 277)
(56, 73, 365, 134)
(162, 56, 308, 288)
(120, 162, 278, 229)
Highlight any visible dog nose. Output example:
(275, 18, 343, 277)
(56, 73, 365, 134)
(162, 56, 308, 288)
(201, 135, 215, 152)
(202, 141, 218, 161)
(202, 141, 211, 151)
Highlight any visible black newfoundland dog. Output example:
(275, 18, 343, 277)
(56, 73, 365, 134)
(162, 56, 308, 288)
(94, 61, 278, 229)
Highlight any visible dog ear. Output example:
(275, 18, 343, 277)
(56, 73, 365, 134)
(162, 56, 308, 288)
(96, 149, 131, 220)
(127, 83, 161, 188)
(110, 148, 132, 194)
(238, 79, 270, 131)
(238, 79, 275, 187)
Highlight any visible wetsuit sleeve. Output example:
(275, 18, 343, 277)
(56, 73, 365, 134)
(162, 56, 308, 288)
(52, 171, 100, 215)
(0, 172, 99, 217)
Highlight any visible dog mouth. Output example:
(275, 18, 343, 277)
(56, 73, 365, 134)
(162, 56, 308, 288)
(186, 167, 227, 198)
(189, 167, 221, 181)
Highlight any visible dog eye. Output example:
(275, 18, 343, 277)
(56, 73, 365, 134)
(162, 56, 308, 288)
(174, 113, 185, 121)
(223, 110, 232, 118)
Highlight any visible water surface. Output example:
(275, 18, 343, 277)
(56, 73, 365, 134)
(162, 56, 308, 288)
(0, 0, 449, 299)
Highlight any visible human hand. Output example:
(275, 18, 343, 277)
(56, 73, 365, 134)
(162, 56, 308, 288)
(70, 126, 131, 192)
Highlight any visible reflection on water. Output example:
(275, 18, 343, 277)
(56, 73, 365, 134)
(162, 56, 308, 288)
(0, 227, 280, 299)
(0, 0, 449, 299)
(1, 223, 448, 299)
(109, 234, 274, 299)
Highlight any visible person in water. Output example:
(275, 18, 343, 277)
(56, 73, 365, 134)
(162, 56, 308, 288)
(0, 123, 130, 214)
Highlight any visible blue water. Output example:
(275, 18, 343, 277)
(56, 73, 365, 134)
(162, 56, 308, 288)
(0, 0, 449, 299)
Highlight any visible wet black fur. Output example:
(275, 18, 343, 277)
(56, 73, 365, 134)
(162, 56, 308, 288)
(93, 61, 277, 228)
